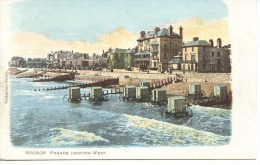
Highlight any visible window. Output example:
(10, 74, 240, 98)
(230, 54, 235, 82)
(192, 47, 194, 51)
(185, 47, 187, 52)
(203, 63, 206, 69)
(212, 52, 214, 57)
(217, 52, 220, 57)
(191, 55, 196, 62)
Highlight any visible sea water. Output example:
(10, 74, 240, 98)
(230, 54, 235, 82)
(10, 77, 231, 147)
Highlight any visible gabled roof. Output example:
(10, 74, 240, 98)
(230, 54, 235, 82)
(145, 31, 155, 39)
(137, 28, 181, 41)
(156, 28, 180, 37)
(183, 40, 210, 47)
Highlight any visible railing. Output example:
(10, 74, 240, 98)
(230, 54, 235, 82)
(134, 57, 150, 61)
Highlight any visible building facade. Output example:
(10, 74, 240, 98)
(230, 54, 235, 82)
(208, 38, 231, 73)
(135, 25, 183, 71)
(107, 48, 127, 69)
(107, 48, 135, 69)
(168, 52, 182, 70)
(26, 58, 47, 68)
(47, 50, 107, 69)
(182, 37, 231, 73)
(182, 37, 211, 73)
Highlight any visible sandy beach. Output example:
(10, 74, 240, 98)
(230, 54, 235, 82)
(13, 68, 231, 96)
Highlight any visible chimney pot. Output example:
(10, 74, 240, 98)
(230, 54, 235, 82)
(140, 31, 146, 37)
(154, 27, 160, 33)
(217, 38, 222, 48)
(168, 25, 173, 35)
(179, 26, 183, 37)
(209, 39, 214, 47)
(193, 37, 199, 41)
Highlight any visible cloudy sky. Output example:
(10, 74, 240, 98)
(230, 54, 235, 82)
(3, 0, 230, 58)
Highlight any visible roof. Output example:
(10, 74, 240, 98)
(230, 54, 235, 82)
(135, 51, 151, 56)
(168, 58, 182, 64)
(156, 28, 180, 37)
(145, 31, 155, 39)
(183, 40, 210, 47)
(137, 28, 181, 41)
(150, 40, 159, 46)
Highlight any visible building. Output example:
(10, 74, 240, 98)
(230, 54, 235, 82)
(135, 25, 183, 71)
(26, 58, 47, 68)
(208, 38, 231, 73)
(107, 48, 127, 69)
(47, 50, 94, 69)
(168, 52, 182, 70)
(182, 37, 211, 73)
(9, 56, 26, 67)
(107, 48, 135, 69)
(125, 48, 136, 68)
(182, 37, 231, 73)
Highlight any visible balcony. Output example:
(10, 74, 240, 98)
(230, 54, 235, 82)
(134, 57, 150, 61)
(152, 56, 159, 60)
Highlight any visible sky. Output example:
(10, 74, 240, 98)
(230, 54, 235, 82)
(10, 0, 228, 41)
(2, 0, 229, 57)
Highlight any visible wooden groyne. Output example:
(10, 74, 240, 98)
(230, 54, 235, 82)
(150, 77, 174, 90)
(34, 77, 119, 91)
(16, 71, 46, 78)
(32, 72, 75, 82)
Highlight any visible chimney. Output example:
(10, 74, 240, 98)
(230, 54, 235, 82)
(193, 37, 199, 41)
(179, 26, 183, 37)
(140, 31, 146, 37)
(217, 38, 222, 48)
(168, 25, 173, 35)
(102, 49, 105, 54)
(72, 50, 73, 54)
(209, 39, 214, 47)
(154, 27, 160, 33)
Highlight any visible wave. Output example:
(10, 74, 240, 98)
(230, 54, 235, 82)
(43, 95, 58, 100)
(48, 127, 109, 146)
(122, 114, 230, 146)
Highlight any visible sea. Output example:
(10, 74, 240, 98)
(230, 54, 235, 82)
(10, 77, 231, 147)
